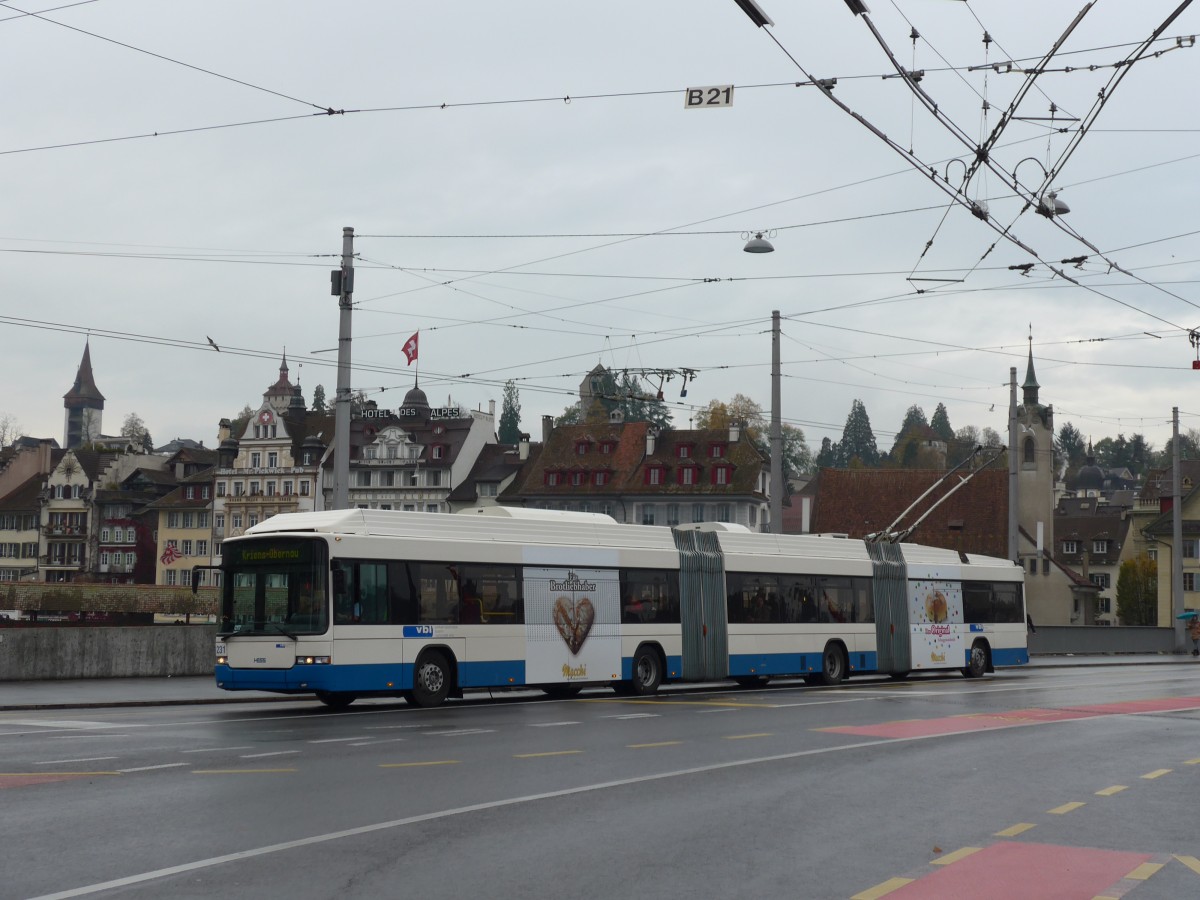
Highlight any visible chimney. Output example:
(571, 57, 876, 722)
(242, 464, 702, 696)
(730, 420, 742, 443)
(489, 399, 495, 417)
(646, 426, 658, 457)
(542, 415, 553, 443)
(519, 432, 530, 460)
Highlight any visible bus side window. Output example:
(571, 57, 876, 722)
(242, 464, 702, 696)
(333, 564, 357, 624)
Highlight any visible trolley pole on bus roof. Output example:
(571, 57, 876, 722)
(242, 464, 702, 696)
(770, 310, 782, 534)
(332, 226, 355, 510)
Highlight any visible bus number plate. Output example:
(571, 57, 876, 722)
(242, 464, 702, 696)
(403, 625, 435, 638)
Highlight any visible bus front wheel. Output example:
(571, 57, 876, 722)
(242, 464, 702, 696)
(630, 646, 663, 696)
(962, 641, 989, 679)
(817, 644, 847, 686)
(315, 691, 356, 709)
(412, 651, 453, 708)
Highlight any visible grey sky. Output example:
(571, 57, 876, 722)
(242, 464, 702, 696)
(2, 0, 1198, 454)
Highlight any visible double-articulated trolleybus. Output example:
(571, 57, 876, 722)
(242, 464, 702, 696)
(210, 507, 1028, 708)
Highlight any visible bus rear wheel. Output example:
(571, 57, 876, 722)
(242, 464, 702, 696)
(630, 646, 663, 696)
(816, 644, 847, 686)
(315, 691, 356, 709)
(412, 651, 453, 708)
(962, 641, 989, 679)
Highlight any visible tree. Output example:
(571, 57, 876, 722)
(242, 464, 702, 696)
(980, 427, 1004, 448)
(121, 412, 148, 444)
(555, 369, 672, 429)
(899, 404, 928, 433)
(930, 403, 953, 442)
(695, 394, 765, 433)
(230, 404, 254, 437)
(839, 399, 879, 467)
(0, 413, 23, 449)
(498, 380, 523, 444)
(1056, 422, 1086, 470)
(311, 384, 327, 413)
(1116, 554, 1158, 626)
(815, 436, 839, 469)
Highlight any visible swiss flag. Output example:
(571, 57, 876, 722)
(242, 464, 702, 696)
(402, 332, 419, 365)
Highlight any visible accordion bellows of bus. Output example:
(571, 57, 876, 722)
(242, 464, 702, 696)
(209, 507, 1028, 708)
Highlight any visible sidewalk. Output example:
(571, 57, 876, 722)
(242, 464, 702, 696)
(0, 654, 1193, 712)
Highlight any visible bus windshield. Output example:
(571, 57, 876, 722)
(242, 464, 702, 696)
(218, 537, 329, 637)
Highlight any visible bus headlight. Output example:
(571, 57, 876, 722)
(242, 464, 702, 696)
(296, 656, 331, 665)
(216, 656, 228, 665)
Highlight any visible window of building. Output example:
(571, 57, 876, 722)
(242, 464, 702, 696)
(216, 482, 226, 497)
(282, 480, 293, 495)
(546, 472, 562, 487)
(1184, 539, 1199, 559)
(716, 504, 731, 523)
(1090, 573, 1110, 589)
(101, 528, 110, 542)
(1023, 437, 1035, 464)
(249, 481, 260, 495)
(600, 441, 615, 455)
(594, 471, 610, 487)
(202, 486, 210, 500)
(1092, 539, 1108, 555)
(427, 471, 441, 487)
(571, 471, 585, 487)
(232, 513, 243, 529)
(480, 483, 498, 497)
(1098, 597, 1111, 614)
(165, 570, 176, 586)
(125, 528, 135, 543)
(641, 505, 656, 526)
(182, 540, 193, 556)
(425, 503, 439, 513)
(713, 465, 730, 486)
(233, 482, 244, 496)
(124, 552, 135, 565)
(265, 482, 276, 498)
(1062, 540, 1078, 555)
(100, 551, 110, 565)
(197, 540, 208, 556)
(167, 512, 179, 528)
(248, 514, 259, 527)
(710, 444, 726, 459)
(666, 504, 680, 527)
(432, 445, 445, 460)
(250, 452, 261, 468)
(406, 471, 419, 487)
(692, 503, 705, 523)
(267, 452, 278, 468)
(215, 514, 225, 531)
(677, 444, 692, 459)
(185, 487, 195, 500)
(575, 441, 590, 456)
(678, 467, 696, 486)
(300, 481, 310, 496)
(1148, 548, 1157, 561)
(1185, 572, 1197, 592)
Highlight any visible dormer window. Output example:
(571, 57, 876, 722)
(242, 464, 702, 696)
(677, 444, 693, 459)
(678, 466, 698, 486)
(545, 471, 562, 487)
(1092, 539, 1108, 555)
(709, 444, 726, 459)
(644, 465, 665, 486)
(571, 471, 585, 487)
(433, 424, 445, 435)
(594, 471, 610, 487)
(575, 441, 590, 456)
(432, 445, 445, 460)
(600, 441, 615, 455)
(185, 487, 195, 500)
(712, 464, 732, 486)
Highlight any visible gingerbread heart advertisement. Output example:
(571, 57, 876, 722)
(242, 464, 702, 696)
(552, 595, 595, 654)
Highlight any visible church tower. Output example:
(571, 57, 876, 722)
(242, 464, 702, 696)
(62, 341, 105, 449)
(1016, 340, 1055, 570)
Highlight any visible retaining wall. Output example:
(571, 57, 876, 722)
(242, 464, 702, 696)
(0, 625, 218, 681)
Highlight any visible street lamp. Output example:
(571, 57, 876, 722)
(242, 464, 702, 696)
(743, 231, 775, 253)
(1013, 158, 1070, 218)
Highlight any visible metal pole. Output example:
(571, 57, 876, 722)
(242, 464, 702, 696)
(1172, 406, 1184, 650)
(1008, 367, 1018, 563)
(333, 226, 354, 510)
(770, 310, 783, 534)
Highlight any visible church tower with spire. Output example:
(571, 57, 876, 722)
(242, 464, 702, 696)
(1016, 339, 1056, 583)
(62, 341, 105, 449)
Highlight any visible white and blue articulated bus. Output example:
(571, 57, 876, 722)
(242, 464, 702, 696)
(209, 508, 1028, 708)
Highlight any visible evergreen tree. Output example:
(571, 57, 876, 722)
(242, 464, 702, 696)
(498, 380, 523, 443)
(615, 372, 673, 429)
(311, 384, 327, 413)
(930, 403, 953, 442)
(899, 404, 927, 433)
(839, 399, 879, 467)
(1056, 422, 1086, 470)
(1116, 554, 1157, 626)
(815, 436, 839, 469)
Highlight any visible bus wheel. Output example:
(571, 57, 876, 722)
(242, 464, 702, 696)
(818, 644, 846, 686)
(542, 684, 583, 699)
(315, 691, 356, 709)
(412, 651, 452, 708)
(630, 646, 663, 696)
(962, 642, 989, 679)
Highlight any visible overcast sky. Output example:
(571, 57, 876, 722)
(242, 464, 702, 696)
(2, 0, 1199, 457)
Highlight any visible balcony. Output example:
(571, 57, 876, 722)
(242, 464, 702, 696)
(43, 525, 86, 537)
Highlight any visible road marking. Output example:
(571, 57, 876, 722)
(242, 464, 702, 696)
(1185, 758, 1200, 765)
(850, 876, 914, 899)
(28, 729, 1141, 900)
(529, 721, 580, 727)
(627, 741, 682, 749)
(1048, 801, 1086, 815)
(364, 724, 433, 730)
(34, 757, 118, 765)
(307, 737, 372, 744)
(1126, 862, 1163, 880)
(379, 761, 459, 768)
(192, 769, 297, 774)
(1, 720, 120, 730)
(0, 772, 119, 777)
(116, 763, 190, 773)
(995, 823, 1036, 837)
(1096, 785, 1127, 796)
(239, 750, 300, 759)
(601, 713, 660, 720)
(1141, 768, 1172, 779)
(931, 846, 982, 866)
(424, 729, 495, 737)
(1174, 855, 1200, 875)
(696, 707, 739, 713)
(349, 739, 408, 747)
(514, 750, 583, 758)
(180, 746, 254, 754)
(725, 733, 772, 740)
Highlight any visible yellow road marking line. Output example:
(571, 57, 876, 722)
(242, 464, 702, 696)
(931, 847, 982, 866)
(1095, 785, 1127, 796)
(627, 741, 682, 749)
(1174, 855, 1200, 875)
(378, 761, 460, 768)
(1126, 862, 1162, 880)
(1048, 801, 1086, 815)
(191, 769, 297, 774)
(851, 877, 914, 899)
(1184, 758, 1200, 765)
(724, 733, 773, 740)
(995, 823, 1036, 837)
(1141, 768, 1172, 779)
(514, 750, 583, 758)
